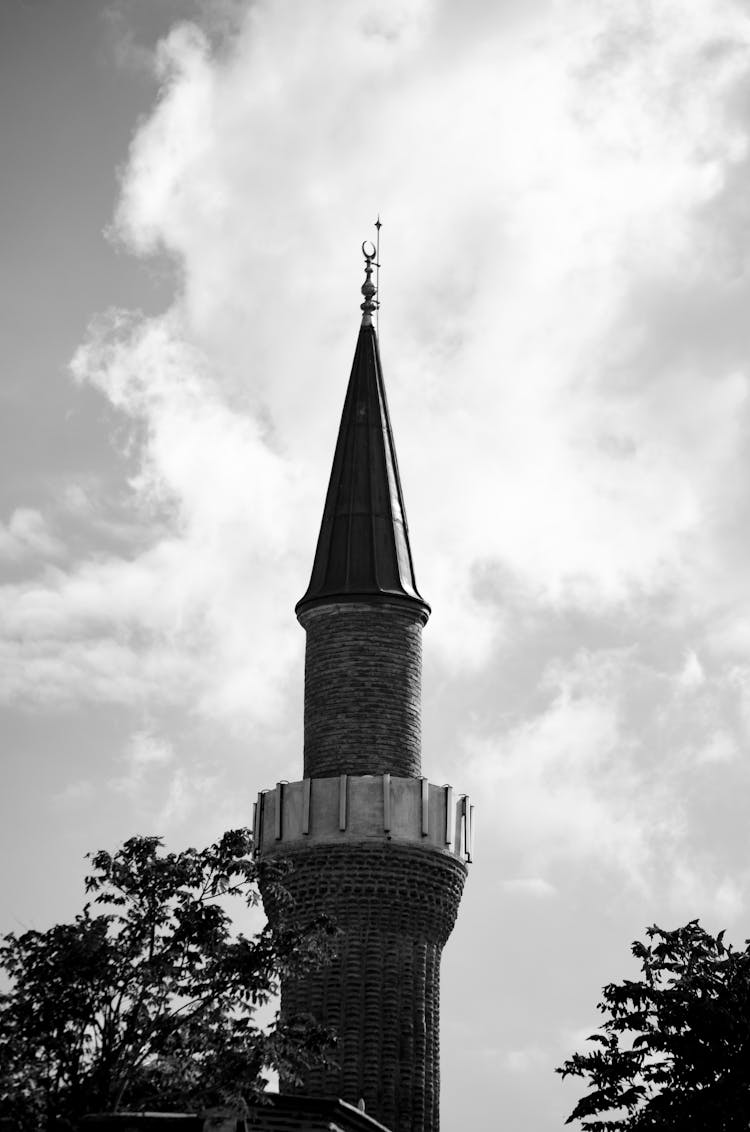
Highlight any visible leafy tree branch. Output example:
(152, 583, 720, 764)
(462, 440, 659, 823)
(0, 830, 336, 1132)
(557, 920, 750, 1130)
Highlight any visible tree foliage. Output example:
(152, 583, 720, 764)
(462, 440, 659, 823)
(0, 830, 335, 1132)
(557, 920, 750, 1130)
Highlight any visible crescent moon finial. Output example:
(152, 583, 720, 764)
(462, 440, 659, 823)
(360, 238, 378, 326)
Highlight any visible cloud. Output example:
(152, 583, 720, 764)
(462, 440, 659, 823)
(0, 509, 65, 562)
(467, 641, 750, 897)
(501, 877, 557, 899)
(469, 650, 668, 885)
(127, 728, 174, 766)
(0, 314, 305, 717)
(502, 1045, 549, 1075)
(713, 878, 745, 921)
(102, 0, 750, 644)
(154, 765, 219, 829)
(111, 728, 175, 796)
(668, 863, 748, 925)
(693, 729, 738, 765)
(3, 0, 750, 759)
(54, 780, 96, 807)
(106, 727, 218, 832)
(100, 3, 159, 76)
(678, 649, 705, 690)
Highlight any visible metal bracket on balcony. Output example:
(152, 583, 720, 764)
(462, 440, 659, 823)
(339, 774, 348, 831)
(253, 790, 265, 857)
(421, 777, 429, 836)
(275, 782, 284, 841)
(383, 772, 392, 832)
(459, 795, 474, 861)
(444, 785, 454, 848)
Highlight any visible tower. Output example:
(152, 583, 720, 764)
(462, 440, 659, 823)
(253, 244, 473, 1132)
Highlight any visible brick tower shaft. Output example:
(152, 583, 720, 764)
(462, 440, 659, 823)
(302, 602, 424, 779)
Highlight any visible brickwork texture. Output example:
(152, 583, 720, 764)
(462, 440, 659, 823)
(299, 602, 424, 779)
(262, 841, 467, 1132)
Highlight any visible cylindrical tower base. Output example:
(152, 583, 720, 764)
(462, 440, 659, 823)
(262, 841, 467, 1132)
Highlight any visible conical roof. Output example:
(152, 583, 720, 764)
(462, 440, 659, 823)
(295, 319, 430, 621)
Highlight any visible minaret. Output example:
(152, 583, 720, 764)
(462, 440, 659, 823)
(254, 243, 472, 1132)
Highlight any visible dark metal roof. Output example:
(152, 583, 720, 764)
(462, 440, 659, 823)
(295, 322, 430, 621)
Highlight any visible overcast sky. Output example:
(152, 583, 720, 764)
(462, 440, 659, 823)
(3, 0, 750, 1128)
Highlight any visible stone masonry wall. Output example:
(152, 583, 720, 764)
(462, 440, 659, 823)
(299, 602, 424, 779)
(262, 841, 467, 1132)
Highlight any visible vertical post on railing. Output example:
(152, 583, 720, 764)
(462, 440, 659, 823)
(339, 774, 348, 831)
(254, 791, 264, 857)
(421, 778, 429, 836)
(444, 786, 454, 848)
(383, 773, 391, 832)
(275, 782, 284, 841)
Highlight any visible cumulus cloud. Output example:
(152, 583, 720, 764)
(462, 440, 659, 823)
(4, 0, 750, 787)
(502, 1045, 549, 1075)
(0, 313, 305, 717)
(54, 779, 96, 807)
(154, 765, 219, 829)
(469, 650, 671, 885)
(111, 728, 175, 795)
(0, 509, 64, 562)
(104, 0, 750, 634)
(501, 877, 557, 899)
(106, 727, 218, 832)
(468, 639, 750, 900)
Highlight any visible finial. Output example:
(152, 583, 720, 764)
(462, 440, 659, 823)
(360, 239, 378, 326)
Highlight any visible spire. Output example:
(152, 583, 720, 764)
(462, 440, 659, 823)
(296, 243, 429, 621)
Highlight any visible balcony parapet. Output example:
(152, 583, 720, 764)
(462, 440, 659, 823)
(253, 774, 474, 863)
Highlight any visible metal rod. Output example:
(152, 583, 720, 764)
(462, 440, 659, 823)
(375, 215, 381, 336)
(302, 777, 311, 835)
(383, 772, 391, 832)
(421, 777, 429, 836)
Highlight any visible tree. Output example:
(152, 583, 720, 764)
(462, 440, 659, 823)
(0, 830, 335, 1132)
(557, 920, 750, 1130)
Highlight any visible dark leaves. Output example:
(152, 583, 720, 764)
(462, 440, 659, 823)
(556, 921, 750, 1130)
(0, 830, 334, 1132)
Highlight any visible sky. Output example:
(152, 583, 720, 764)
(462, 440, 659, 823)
(2, 0, 750, 1127)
